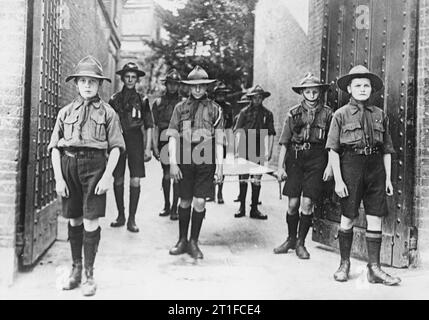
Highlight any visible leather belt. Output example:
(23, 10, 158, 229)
(345, 146, 380, 156)
(64, 148, 105, 158)
(291, 143, 324, 158)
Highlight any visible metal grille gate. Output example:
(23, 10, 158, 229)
(312, 0, 417, 268)
(23, 0, 62, 266)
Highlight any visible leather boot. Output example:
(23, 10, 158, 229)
(160, 178, 170, 217)
(273, 213, 298, 254)
(217, 183, 224, 204)
(334, 229, 353, 282)
(63, 223, 83, 290)
(82, 228, 100, 297)
(170, 182, 180, 220)
(111, 184, 125, 227)
(366, 233, 401, 285)
(169, 206, 191, 255)
(249, 183, 267, 219)
(127, 186, 140, 233)
(234, 182, 248, 218)
(295, 214, 312, 259)
(187, 209, 205, 259)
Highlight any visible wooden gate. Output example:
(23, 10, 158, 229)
(22, 0, 62, 266)
(312, 0, 418, 267)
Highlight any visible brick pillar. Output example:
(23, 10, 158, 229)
(415, 0, 429, 268)
(0, 0, 28, 286)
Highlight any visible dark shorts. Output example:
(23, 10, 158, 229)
(61, 149, 107, 220)
(238, 133, 266, 165)
(114, 129, 145, 179)
(179, 163, 216, 200)
(158, 138, 170, 173)
(283, 147, 328, 201)
(339, 151, 387, 219)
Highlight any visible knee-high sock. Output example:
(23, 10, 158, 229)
(83, 227, 101, 271)
(286, 213, 299, 239)
(338, 228, 353, 261)
(113, 183, 125, 217)
(190, 209, 206, 241)
(129, 186, 141, 219)
(68, 223, 83, 263)
(366, 230, 382, 265)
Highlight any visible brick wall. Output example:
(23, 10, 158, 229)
(415, 0, 429, 268)
(60, 0, 122, 106)
(0, 0, 28, 286)
(253, 0, 310, 166)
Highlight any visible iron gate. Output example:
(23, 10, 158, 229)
(23, 0, 62, 266)
(312, 0, 417, 267)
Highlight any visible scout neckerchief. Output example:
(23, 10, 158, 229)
(301, 100, 322, 142)
(121, 87, 142, 119)
(350, 97, 373, 147)
(77, 94, 100, 140)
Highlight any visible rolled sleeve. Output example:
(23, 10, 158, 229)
(48, 109, 65, 152)
(382, 115, 395, 154)
(106, 109, 126, 153)
(142, 99, 154, 129)
(166, 105, 181, 138)
(279, 116, 293, 145)
(325, 113, 342, 152)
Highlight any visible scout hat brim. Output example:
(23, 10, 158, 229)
(292, 83, 330, 94)
(246, 91, 271, 98)
(116, 69, 146, 77)
(181, 79, 216, 85)
(66, 74, 111, 83)
(337, 73, 383, 92)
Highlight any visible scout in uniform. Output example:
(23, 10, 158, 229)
(109, 62, 154, 233)
(167, 66, 224, 259)
(152, 69, 182, 220)
(209, 82, 234, 204)
(234, 85, 276, 220)
(274, 73, 332, 259)
(326, 65, 401, 285)
(48, 56, 125, 296)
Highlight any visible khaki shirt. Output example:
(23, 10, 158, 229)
(152, 92, 182, 131)
(325, 98, 395, 154)
(279, 101, 332, 146)
(234, 104, 276, 136)
(48, 96, 125, 153)
(166, 96, 224, 144)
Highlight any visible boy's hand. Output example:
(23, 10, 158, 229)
(277, 168, 287, 182)
(144, 149, 152, 162)
(170, 164, 182, 183)
(386, 179, 394, 196)
(153, 148, 160, 161)
(335, 180, 349, 198)
(95, 174, 113, 195)
(323, 164, 333, 181)
(55, 177, 69, 198)
(214, 166, 224, 184)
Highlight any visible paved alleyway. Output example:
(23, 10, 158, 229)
(1, 159, 429, 300)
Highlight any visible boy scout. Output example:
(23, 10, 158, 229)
(109, 62, 153, 233)
(234, 85, 276, 220)
(152, 69, 182, 220)
(210, 82, 233, 204)
(48, 56, 125, 296)
(167, 66, 224, 259)
(274, 73, 332, 259)
(326, 65, 401, 285)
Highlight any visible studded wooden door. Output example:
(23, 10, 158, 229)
(312, 0, 417, 267)
(23, 0, 62, 266)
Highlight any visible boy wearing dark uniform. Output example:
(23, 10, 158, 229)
(234, 85, 276, 220)
(109, 62, 153, 233)
(210, 82, 233, 204)
(167, 66, 224, 259)
(274, 73, 332, 259)
(326, 65, 401, 285)
(152, 69, 182, 220)
(48, 56, 125, 296)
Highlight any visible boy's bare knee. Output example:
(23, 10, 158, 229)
(83, 218, 99, 232)
(193, 198, 206, 211)
(130, 178, 140, 187)
(180, 198, 192, 208)
(69, 217, 83, 227)
(114, 176, 124, 186)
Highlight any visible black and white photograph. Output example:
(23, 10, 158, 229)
(0, 0, 428, 304)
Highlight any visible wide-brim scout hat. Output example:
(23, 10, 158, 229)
(237, 94, 251, 105)
(116, 62, 146, 78)
(160, 68, 182, 83)
(292, 73, 330, 94)
(66, 55, 111, 82)
(337, 65, 383, 92)
(214, 81, 231, 94)
(246, 85, 271, 98)
(181, 65, 216, 85)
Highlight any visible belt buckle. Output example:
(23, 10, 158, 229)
(303, 142, 311, 150)
(364, 146, 372, 156)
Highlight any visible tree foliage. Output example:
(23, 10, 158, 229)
(146, 0, 257, 92)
